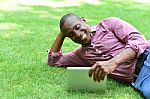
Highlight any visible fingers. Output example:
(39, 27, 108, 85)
(89, 62, 108, 82)
(89, 64, 97, 78)
(89, 65, 107, 82)
(101, 70, 107, 80)
(93, 67, 100, 81)
(97, 69, 103, 82)
(89, 69, 93, 77)
(97, 68, 107, 82)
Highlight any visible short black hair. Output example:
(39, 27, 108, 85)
(59, 13, 80, 30)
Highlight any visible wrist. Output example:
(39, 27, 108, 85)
(114, 59, 120, 66)
(106, 59, 118, 74)
(109, 58, 119, 68)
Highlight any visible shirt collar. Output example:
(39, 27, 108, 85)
(90, 25, 97, 33)
(90, 25, 98, 38)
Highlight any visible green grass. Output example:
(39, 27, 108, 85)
(0, 0, 150, 98)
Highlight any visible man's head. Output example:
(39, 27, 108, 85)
(60, 13, 91, 45)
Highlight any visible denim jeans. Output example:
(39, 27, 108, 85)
(133, 51, 150, 99)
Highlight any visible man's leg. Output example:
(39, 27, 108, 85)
(134, 59, 150, 99)
(141, 75, 150, 99)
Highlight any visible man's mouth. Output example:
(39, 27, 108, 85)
(78, 35, 87, 44)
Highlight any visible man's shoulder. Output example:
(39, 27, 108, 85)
(99, 17, 123, 25)
(102, 17, 122, 22)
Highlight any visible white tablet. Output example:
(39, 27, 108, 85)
(67, 67, 107, 91)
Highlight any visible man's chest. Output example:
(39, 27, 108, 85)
(91, 29, 121, 50)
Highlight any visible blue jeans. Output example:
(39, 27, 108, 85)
(133, 52, 150, 99)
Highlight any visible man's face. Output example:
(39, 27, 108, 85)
(61, 16, 91, 45)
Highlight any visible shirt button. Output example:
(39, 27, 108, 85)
(102, 54, 106, 57)
(96, 49, 98, 52)
(85, 51, 88, 53)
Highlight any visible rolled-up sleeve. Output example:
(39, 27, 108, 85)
(104, 17, 149, 57)
(47, 49, 88, 66)
(48, 50, 63, 66)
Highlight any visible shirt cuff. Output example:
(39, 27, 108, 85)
(47, 49, 62, 66)
(125, 42, 148, 57)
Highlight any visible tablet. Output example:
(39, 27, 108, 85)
(67, 67, 107, 91)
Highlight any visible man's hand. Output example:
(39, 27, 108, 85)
(89, 60, 117, 82)
(89, 48, 137, 82)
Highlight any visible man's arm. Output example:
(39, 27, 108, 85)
(111, 47, 136, 67)
(89, 47, 137, 82)
(50, 32, 65, 52)
(89, 17, 149, 82)
(48, 31, 88, 66)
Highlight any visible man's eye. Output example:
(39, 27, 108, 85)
(74, 24, 81, 30)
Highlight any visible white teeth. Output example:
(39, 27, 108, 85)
(82, 34, 86, 40)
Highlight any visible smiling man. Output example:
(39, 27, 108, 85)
(60, 15, 91, 45)
(48, 13, 150, 98)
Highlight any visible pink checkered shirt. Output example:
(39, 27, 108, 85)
(48, 17, 150, 83)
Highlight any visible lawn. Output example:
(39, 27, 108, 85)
(0, 0, 150, 98)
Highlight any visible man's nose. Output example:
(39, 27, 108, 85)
(74, 30, 81, 38)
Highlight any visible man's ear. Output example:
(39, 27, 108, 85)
(81, 17, 87, 23)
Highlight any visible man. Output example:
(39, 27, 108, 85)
(48, 13, 150, 98)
